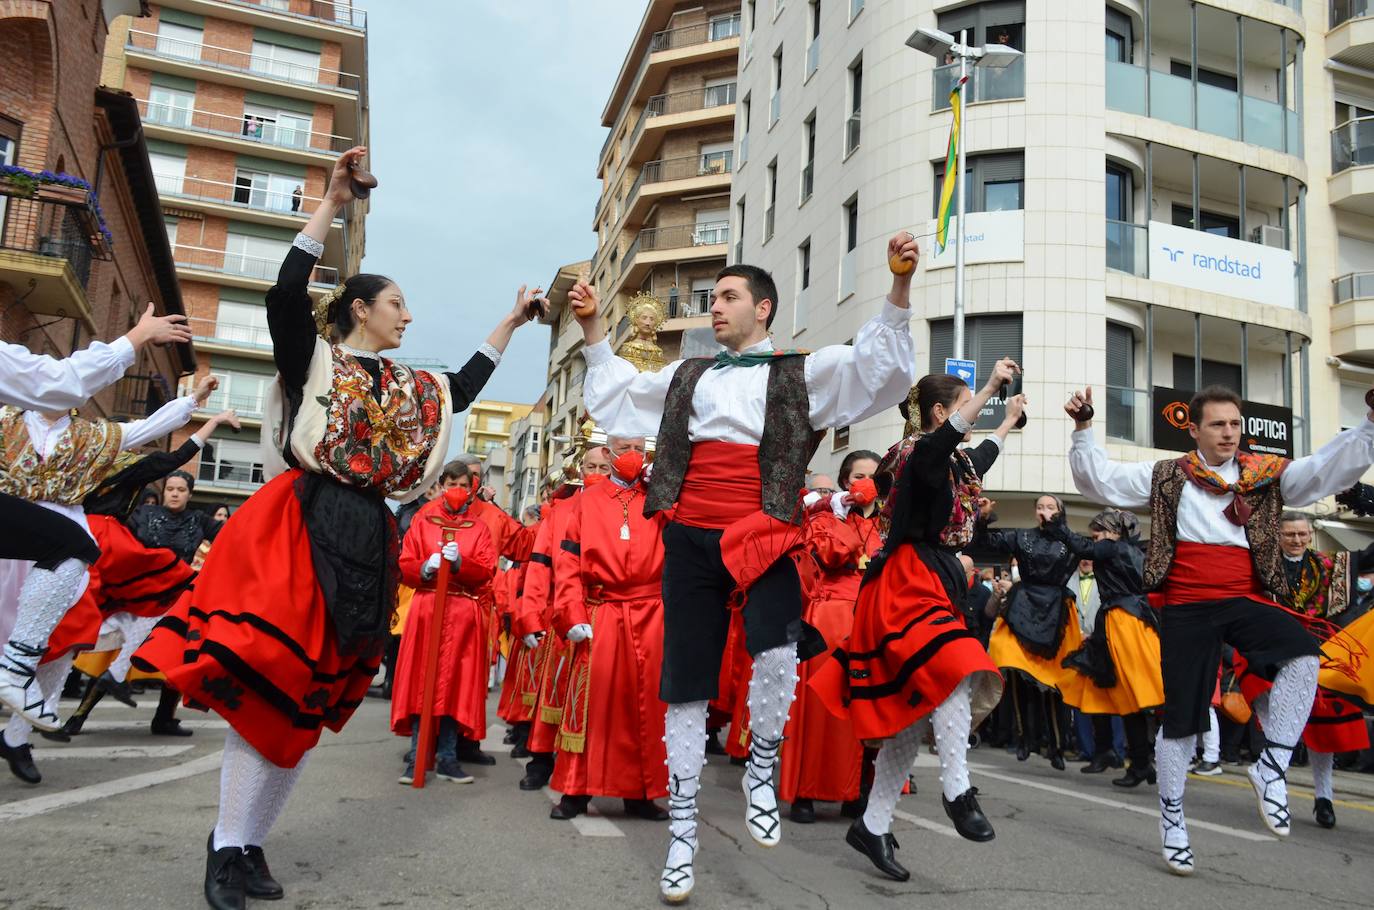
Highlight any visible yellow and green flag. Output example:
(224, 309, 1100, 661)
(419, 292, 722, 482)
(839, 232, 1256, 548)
(935, 77, 965, 254)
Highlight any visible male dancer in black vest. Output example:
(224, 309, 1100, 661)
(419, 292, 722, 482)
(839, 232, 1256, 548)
(1066, 385, 1374, 876)
(572, 233, 917, 903)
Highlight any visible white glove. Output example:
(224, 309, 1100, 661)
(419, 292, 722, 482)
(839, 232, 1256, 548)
(522, 632, 541, 649)
(442, 540, 461, 566)
(567, 623, 593, 643)
(421, 553, 442, 579)
(802, 490, 823, 509)
(831, 492, 854, 521)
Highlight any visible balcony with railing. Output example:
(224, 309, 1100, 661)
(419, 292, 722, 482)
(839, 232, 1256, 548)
(189, 316, 273, 351)
(109, 374, 170, 421)
(622, 222, 731, 282)
(172, 242, 338, 285)
(0, 191, 110, 322)
(1106, 220, 1148, 277)
(622, 152, 733, 226)
(932, 58, 1025, 109)
(1330, 118, 1374, 214)
(650, 14, 741, 51)
(198, 456, 266, 491)
(628, 84, 737, 160)
(202, 389, 266, 418)
(152, 173, 337, 223)
(137, 97, 352, 155)
(126, 29, 361, 94)
(1332, 271, 1374, 359)
(1330, 1, 1374, 67)
(221, 0, 367, 30)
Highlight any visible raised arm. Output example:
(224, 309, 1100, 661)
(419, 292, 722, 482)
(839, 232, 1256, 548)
(0, 303, 191, 411)
(805, 232, 919, 429)
(579, 341, 682, 438)
(1064, 388, 1151, 509)
(1279, 418, 1374, 507)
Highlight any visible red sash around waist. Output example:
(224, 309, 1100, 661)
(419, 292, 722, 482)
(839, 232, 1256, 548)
(674, 441, 763, 530)
(1162, 541, 1265, 605)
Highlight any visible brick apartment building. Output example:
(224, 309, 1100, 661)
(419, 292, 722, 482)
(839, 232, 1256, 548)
(0, 0, 193, 424)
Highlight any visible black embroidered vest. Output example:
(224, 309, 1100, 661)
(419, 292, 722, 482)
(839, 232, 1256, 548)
(645, 356, 822, 524)
(1143, 458, 1288, 599)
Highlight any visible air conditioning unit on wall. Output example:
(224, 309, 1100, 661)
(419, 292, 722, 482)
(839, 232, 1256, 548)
(1249, 224, 1286, 249)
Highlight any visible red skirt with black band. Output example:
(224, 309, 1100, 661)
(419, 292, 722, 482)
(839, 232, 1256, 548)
(812, 542, 1001, 742)
(134, 470, 385, 768)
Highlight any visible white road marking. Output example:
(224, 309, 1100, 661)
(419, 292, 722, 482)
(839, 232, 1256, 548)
(56, 719, 228, 731)
(28, 745, 194, 760)
(893, 808, 959, 838)
(479, 723, 512, 754)
(543, 787, 626, 838)
(967, 763, 1272, 842)
(0, 751, 223, 822)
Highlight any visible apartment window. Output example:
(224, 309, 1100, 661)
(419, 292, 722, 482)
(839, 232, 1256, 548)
(695, 208, 730, 245)
(225, 232, 291, 279)
(242, 103, 312, 149)
(148, 151, 187, 194)
(806, 1, 822, 79)
(933, 152, 1025, 214)
(249, 41, 320, 83)
(1106, 163, 1138, 274)
(203, 370, 271, 416)
(1169, 61, 1237, 93)
(800, 112, 816, 204)
(164, 216, 178, 250)
(704, 76, 737, 108)
(739, 94, 751, 166)
(147, 85, 194, 127)
(700, 141, 733, 174)
(844, 196, 858, 252)
(0, 131, 11, 227)
(1172, 354, 1242, 393)
(233, 168, 301, 213)
(795, 238, 812, 334)
(735, 197, 746, 264)
(929, 315, 1024, 424)
(1171, 203, 1239, 240)
(1105, 6, 1133, 64)
(770, 47, 784, 126)
(215, 301, 270, 346)
(839, 195, 859, 299)
(765, 159, 778, 242)
(710, 13, 741, 40)
(155, 21, 202, 60)
(487, 416, 506, 433)
(850, 0, 864, 20)
(833, 425, 850, 451)
(1105, 322, 1138, 441)
(845, 57, 862, 155)
(199, 438, 265, 488)
(935, 2, 1024, 106)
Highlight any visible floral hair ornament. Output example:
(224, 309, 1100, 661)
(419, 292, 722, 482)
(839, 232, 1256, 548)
(313, 282, 349, 340)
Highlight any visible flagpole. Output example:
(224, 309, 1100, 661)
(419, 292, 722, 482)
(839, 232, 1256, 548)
(954, 28, 968, 362)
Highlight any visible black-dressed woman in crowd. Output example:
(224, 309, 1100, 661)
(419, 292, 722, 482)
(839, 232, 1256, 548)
(814, 363, 1023, 883)
(1059, 508, 1164, 788)
(980, 492, 1093, 769)
(136, 146, 540, 910)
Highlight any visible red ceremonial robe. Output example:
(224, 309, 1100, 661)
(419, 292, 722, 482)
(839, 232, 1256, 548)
(523, 492, 579, 754)
(390, 498, 498, 740)
(549, 479, 668, 800)
(498, 523, 541, 723)
(778, 509, 880, 804)
(468, 499, 533, 667)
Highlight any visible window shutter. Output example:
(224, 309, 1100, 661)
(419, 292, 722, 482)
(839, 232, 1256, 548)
(1106, 322, 1134, 388)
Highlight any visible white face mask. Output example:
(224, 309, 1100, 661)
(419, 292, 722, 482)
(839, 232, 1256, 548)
(1009, 566, 1021, 583)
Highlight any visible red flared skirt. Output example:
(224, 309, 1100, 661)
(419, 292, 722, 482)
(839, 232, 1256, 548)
(134, 470, 384, 768)
(550, 597, 668, 800)
(779, 596, 863, 803)
(390, 590, 487, 741)
(1238, 655, 1371, 753)
(813, 543, 1002, 743)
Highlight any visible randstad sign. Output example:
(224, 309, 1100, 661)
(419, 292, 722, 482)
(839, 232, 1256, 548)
(1147, 221, 1296, 309)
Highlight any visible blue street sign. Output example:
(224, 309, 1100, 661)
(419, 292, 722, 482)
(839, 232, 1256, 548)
(945, 357, 976, 386)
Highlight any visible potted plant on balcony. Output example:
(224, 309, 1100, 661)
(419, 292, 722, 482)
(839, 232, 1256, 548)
(0, 166, 114, 253)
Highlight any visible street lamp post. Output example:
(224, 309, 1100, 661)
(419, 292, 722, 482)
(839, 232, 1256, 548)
(906, 27, 1022, 361)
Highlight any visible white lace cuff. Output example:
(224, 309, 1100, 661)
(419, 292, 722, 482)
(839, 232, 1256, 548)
(478, 343, 502, 367)
(293, 233, 324, 258)
(948, 411, 972, 435)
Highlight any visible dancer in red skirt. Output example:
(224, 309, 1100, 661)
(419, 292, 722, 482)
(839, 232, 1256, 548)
(814, 364, 1022, 882)
(1235, 510, 1374, 830)
(391, 487, 498, 785)
(780, 451, 883, 825)
(133, 146, 540, 910)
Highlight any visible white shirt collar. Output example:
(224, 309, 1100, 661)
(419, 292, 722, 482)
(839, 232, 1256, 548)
(1195, 450, 1238, 475)
(733, 336, 775, 356)
(1283, 552, 1305, 563)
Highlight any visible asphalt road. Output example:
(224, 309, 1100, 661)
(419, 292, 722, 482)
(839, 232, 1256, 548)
(2, 693, 1371, 910)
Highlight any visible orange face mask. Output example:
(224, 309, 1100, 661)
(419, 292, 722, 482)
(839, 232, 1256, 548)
(848, 477, 878, 506)
(612, 450, 645, 482)
(583, 472, 608, 488)
(443, 485, 470, 513)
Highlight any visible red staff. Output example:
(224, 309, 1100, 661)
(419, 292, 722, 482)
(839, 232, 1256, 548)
(413, 487, 468, 789)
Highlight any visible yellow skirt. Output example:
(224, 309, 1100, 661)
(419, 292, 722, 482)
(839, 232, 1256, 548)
(1060, 610, 1165, 715)
(988, 612, 1082, 691)
(1320, 608, 1374, 706)
(72, 649, 161, 681)
(390, 584, 415, 636)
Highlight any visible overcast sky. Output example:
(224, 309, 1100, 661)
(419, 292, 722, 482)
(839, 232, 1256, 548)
(363, 1, 644, 407)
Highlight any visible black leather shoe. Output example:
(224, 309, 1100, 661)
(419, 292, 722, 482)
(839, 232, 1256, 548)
(1112, 763, 1153, 789)
(1081, 754, 1116, 774)
(839, 795, 867, 819)
(550, 794, 590, 820)
(518, 769, 549, 791)
(1015, 741, 1030, 762)
(623, 798, 669, 820)
(845, 818, 909, 882)
(61, 712, 87, 736)
(457, 748, 497, 767)
(1049, 753, 1066, 771)
(151, 718, 194, 737)
(942, 787, 996, 842)
(241, 845, 284, 900)
(502, 728, 518, 745)
(204, 834, 247, 910)
(39, 729, 71, 743)
(1314, 797, 1337, 829)
(789, 798, 816, 824)
(0, 735, 40, 784)
(97, 671, 138, 708)
(510, 742, 531, 759)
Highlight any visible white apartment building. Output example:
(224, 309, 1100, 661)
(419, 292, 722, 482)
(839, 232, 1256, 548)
(730, 0, 1374, 537)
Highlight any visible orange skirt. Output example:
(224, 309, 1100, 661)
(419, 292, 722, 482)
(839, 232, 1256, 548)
(988, 607, 1083, 692)
(1060, 610, 1165, 715)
